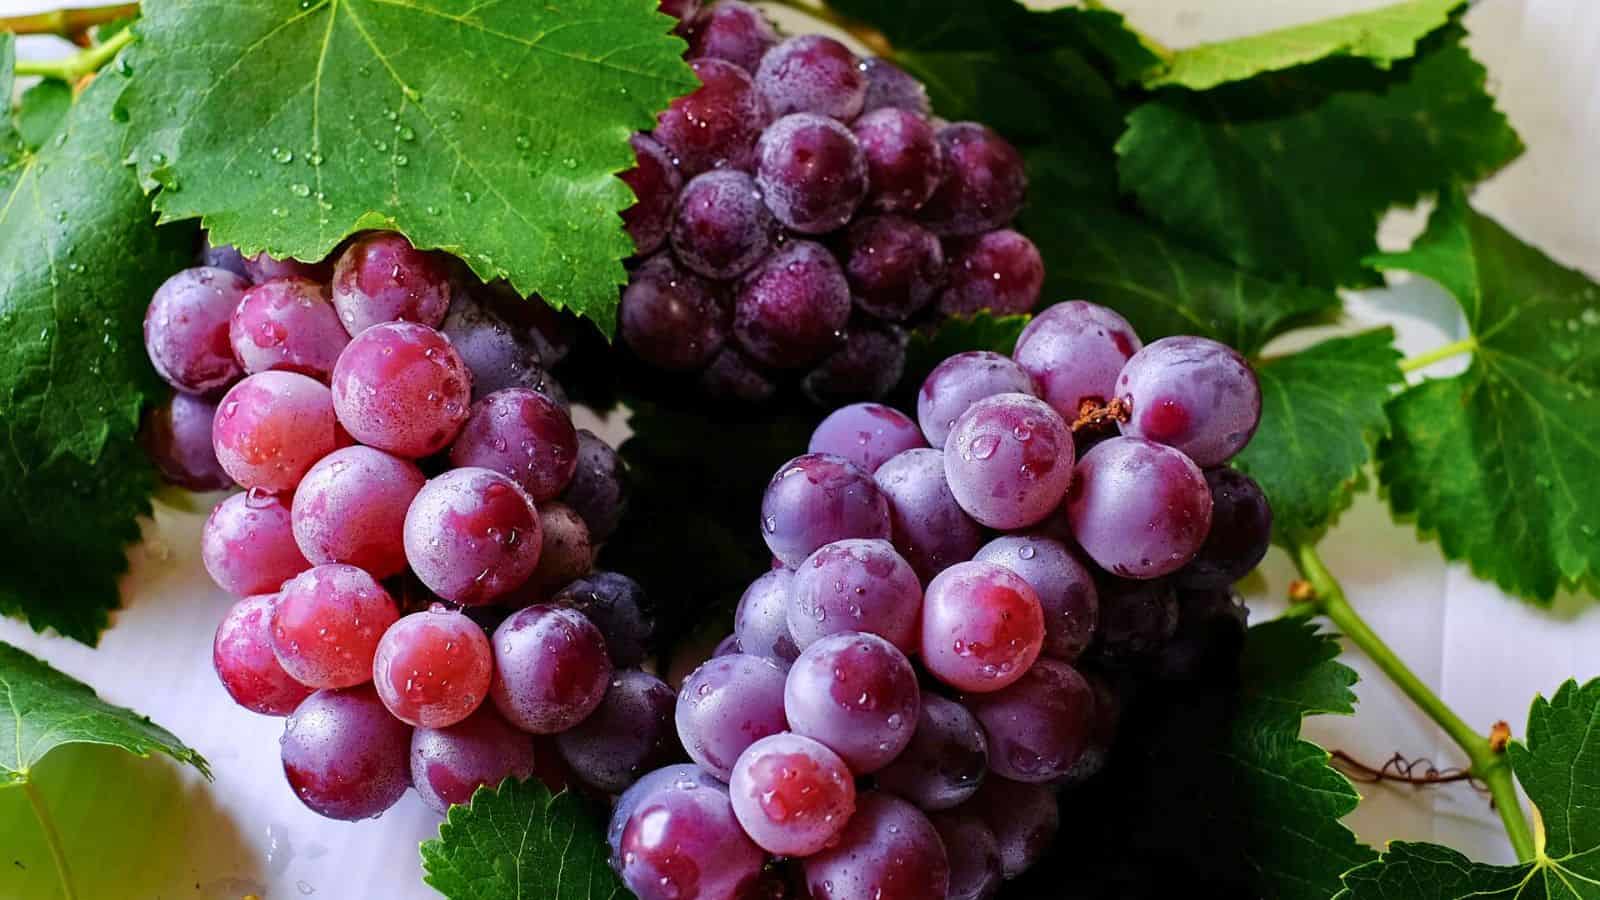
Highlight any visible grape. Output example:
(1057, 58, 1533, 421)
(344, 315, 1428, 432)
(403, 467, 542, 605)
(973, 535, 1098, 662)
(556, 670, 679, 793)
(943, 392, 1074, 530)
(552, 572, 655, 668)
(372, 606, 494, 727)
(754, 114, 867, 234)
(876, 694, 988, 811)
(919, 123, 1027, 237)
(968, 777, 1058, 879)
(1055, 671, 1120, 785)
(789, 538, 922, 653)
(713, 633, 742, 658)
(212, 371, 339, 492)
(490, 604, 613, 733)
(449, 388, 579, 502)
(331, 232, 455, 334)
(610, 764, 767, 900)
(873, 448, 984, 584)
(915, 351, 1036, 449)
(852, 108, 944, 213)
(561, 429, 630, 541)
(1066, 436, 1213, 579)
(966, 658, 1095, 783)
(760, 453, 891, 568)
(842, 215, 944, 322)
(271, 564, 399, 689)
(675, 653, 789, 780)
(142, 392, 232, 491)
(291, 445, 425, 578)
(1012, 300, 1142, 421)
(921, 561, 1044, 693)
(734, 569, 800, 665)
(803, 793, 950, 900)
(198, 237, 251, 280)
(609, 764, 714, 864)
(784, 631, 920, 773)
(228, 277, 350, 380)
(621, 133, 683, 256)
(938, 230, 1044, 317)
(1094, 575, 1179, 663)
(440, 290, 567, 403)
(330, 321, 472, 458)
(671, 170, 775, 279)
(658, 0, 701, 24)
(144, 266, 249, 395)
(801, 319, 906, 405)
(1116, 336, 1261, 467)
(521, 502, 594, 599)
(685, 0, 778, 73)
(281, 685, 412, 821)
(1180, 468, 1272, 589)
(655, 58, 770, 176)
(755, 34, 865, 120)
(213, 593, 314, 716)
(701, 348, 779, 403)
(410, 705, 537, 814)
(931, 812, 1003, 900)
(1156, 587, 1248, 681)
(245, 252, 332, 285)
(807, 403, 927, 475)
(619, 252, 729, 371)
(202, 490, 312, 596)
(729, 732, 856, 856)
(859, 58, 930, 116)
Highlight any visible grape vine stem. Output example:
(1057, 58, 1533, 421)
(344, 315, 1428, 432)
(21, 780, 77, 900)
(13, 26, 132, 81)
(0, 3, 137, 37)
(1293, 542, 1538, 863)
(1399, 337, 1478, 373)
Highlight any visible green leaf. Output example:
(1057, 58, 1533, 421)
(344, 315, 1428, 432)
(1373, 189, 1600, 603)
(420, 779, 623, 900)
(1118, 26, 1523, 289)
(0, 641, 209, 784)
(1145, 0, 1462, 90)
(15, 80, 72, 151)
(118, 0, 696, 334)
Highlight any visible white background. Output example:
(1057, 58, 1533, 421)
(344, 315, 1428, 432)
(3, 0, 1599, 897)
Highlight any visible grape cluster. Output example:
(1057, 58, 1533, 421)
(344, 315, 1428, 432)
(619, 0, 1040, 404)
(608, 300, 1271, 900)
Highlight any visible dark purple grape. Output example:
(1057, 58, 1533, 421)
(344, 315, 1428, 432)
(142, 392, 232, 491)
(676, 653, 790, 780)
(932, 812, 1003, 900)
(733, 240, 851, 368)
(843, 215, 944, 322)
(560, 429, 630, 541)
(807, 402, 927, 474)
(1067, 437, 1212, 579)
(1117, 336, 1262, 467)
(145, 266, 249, 396)
(801, 319, 907, 405)
(943, 392, 1075, 530)
(281, 685, 412, 821)
(552, 571, 655, 668)
(973, 534, 1098, 662)
(440, 290, 566, 404)
(199, 236, 251, 280)
(919, 123, 1027, 236)
(754, 34, 866, 120)
(621, 133, 683, 256)
(968, 777, 1058, 878)
(658, 0, 701, 24)
(410, 705, 538, 814)
(522, 502, 594, 599)
(1055, 672, 1120, 786)
(859, 58, 931, 115)
(1156, 587, 1249, 681)
(700, 348, 778, 404)
(491, 605, 613, 734)
(853, 108, 945, 213)
(804, 793, 950, 900)
(655, 58, 770, 176)
(610, 763, 767, 900)
(916, 350, 1035, 449)
(873, 447, 984, 584)
(476, 281, 575, 365)
(1180, 468, 1273, 588)
(332, 232, 455, 334)
(244, 252, 332, 285)
(966, 658, 1096, 783)
(734, 569, 800, 665)
(671, 169, 775, 279)
(557, 670, 679, 793)
(1012, 300, 1142, 420)
(877, 694, 988, 811)
(760, 452, 892, 567)
(1095, 575, 1180, 663)
(939, 229, 1044, 316)
(620, 253, 729, 371)
(685, 0, 778, 73)
(755, 114, 868, 234)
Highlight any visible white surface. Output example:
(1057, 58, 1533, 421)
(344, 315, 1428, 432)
(4, 0, 1600, 897)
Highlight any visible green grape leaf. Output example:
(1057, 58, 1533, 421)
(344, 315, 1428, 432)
(1373, 188, 1600, 603)
(118, 0, 696, 334)
(1337, 679, 1600, 899)
(0, 641, 209, 784)
(1145, 0, 1461, 90)
(1118, 26, 1522, 289)
(15, 79, 72, 151)
(420, 778, 624, 900)
(0, 38, 196, 643)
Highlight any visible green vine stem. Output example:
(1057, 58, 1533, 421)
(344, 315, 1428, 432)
(0, 3, 137, 37)
(1293, 542, 1538, 863)
(21, 781, 77, 900)
(1399, 337, 1478, 373)
(13, 26, 133, 81)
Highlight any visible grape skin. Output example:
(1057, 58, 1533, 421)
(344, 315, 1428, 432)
(448, 387, 579, 502)
(1012, 300, 1143, 420)
(755, 34, 866, 121)
(919, 123, 1027, 237)
(198, 237, 251, 280)
(876, 693, 989, 811)
(788, 538, 923, 653)
(755, 114, 868, 235)
(229, 277, 350, 381)
(213, 593, 314, 716)
(729, 732, 856, 856)
(916, 350, 1036, 449)
(490, 604, 613, 734)
(440, 290, 567, 404)
(410, 705, 538, 814)
(760, 453, 892, 568)
(702, 348, 779, 403)
(1095, 575, 1180, 664)
(807, 402, 927, 475)
(803, 793, 950, 900)
(655, 58, 771, 176)
(372, 606, 494, 728)
(859, 58, 931, 116)
(245, 252, 332, 285)
(943, 392, 1075, 530)
(873, 447, 984, 584)
(685, 0, 778, 73)
(611, 764, 767, 900)
(212, 370, 339, 492)
(931, 811, 1004, 900)
(271, 564, 399, 689)
(938, 229, 1044, 317)
(675, 653, 790, 780)
(331, 232, 455, 335)
(1117, 335, 1262, 467)
(620, 133, 683, 256)
(281, 685, 412, 821)
(800, 319, 906, 405)
(852, 108, 945, 213)
(560, 429, 630, 541)
(552, 571, 655, 668)
(670, 169, 775, 279)
(734, 568, 801, 665)
(556, 670, 679, 793)
(973, 534, 1099, 662)
(784, 631, 921, 773)
(842, 215, 945, 323)
(142, 392, 232, 491)
(291, 445, 425, 579)
(330, 321, 472, 458)
(967, 776, 1059, 879)
(1066, 436, 1213, 579)
(144, 266, 249, 395)
(965, 658, 1096, 783)
(920, 560, 1044, 693)
(520, 501, 594, 599)
(1179, 468, 1272, 589)
(202, 490, 311, 597)
(619, 252, 730, 372)
(403, 467, 543, 605)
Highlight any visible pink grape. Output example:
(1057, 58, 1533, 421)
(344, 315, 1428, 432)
(921, 560, 1044, 693)
(969, 776, 1058, 878)
(784, 631, 920, 773)
(965, 658, 1095, 783)
(281, 685, 412, 821)
(490, 604, 612, 733)
(449, 388, 579, 502)
(807, 402, 927, 474)
(919, 123, 1027, 236)
(973, 534, 1099, 662)
(331, 232, 455, 334)
(916, 351, 1036, 449)
(655, 58, 770, 176)
(144, 266, 249, 395)
(804, 793, 950, 900)
(1012, 300, 1142, 420)
(291, 445, 425, 578)
(755, 114, 867, 234)
(876, 693, 989, 811)
(620, 133, 683, 255)
(943, 392, 1075, 529)
(729, 733, 856, 856)
(671, 169, 775, 279)
(213, 593, 314, 716)
(788, 538, 922, 653)
(931, 812, 1003, 900)
(859, 58, 930, 115)
(561, 429, 630, 541)
(403, 467, 543, 605)
(853, 108, 945, 213)
(212, 371, 339, 492)
(760, 453, 891, 568)
(229, 277, 350, 380)
(675, 653, 789, 780)
(755, 34, 865, 120)
(244, 252, 331, 284)
(938, 229, 1044, 317)
(330, 321, 472, 458)
(410, 705, 538, 814)
(735, 241, 852, 368)
(842, 215, 945, 322)
(873, 448, 984, 584)
(202, 490, 311, 596)
(372, 606, 494, 728)
(1066, 436, 1213, 579)
(271, 564, 399, 689)
(141, 392, 232, 491)
(521, 502, 594, 599)
(556, 670, 679, 793)
(734, 569, 801, 665)
(685, 0, 778, 73)
(1116, 335, 1262, 466)
(619, 252, 730, 372)
(610, 765, 767, 900)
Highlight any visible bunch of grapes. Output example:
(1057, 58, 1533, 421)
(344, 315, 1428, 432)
(619, 0, 1040, 404)
(608, 299, 1271, 900)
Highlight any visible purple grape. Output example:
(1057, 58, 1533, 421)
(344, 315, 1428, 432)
(145, 266, 249, 395)
(916, 350, 1036, 448)
(1095, 576, 1180, 663)
(873, 448, 984, 584)
(490, 604, 613, 733)
(372, 606, 493, 728)
(620, 252, 729, 371)
(403, 467, 543, 605)
(272, 564, 399, 689)
(921, 561, 1044, 694)
(281, 685, 412, 820)
(214, 593, 314, 716)
(1117, 336, 1262, 466)
(292, 445, 424, 578)
(1066, 436, 1213, 578)
(330, 321, 472, 458)
(784, 631, 920, 773)
(800, 319, 906, 404)
(410, 705, 538, 814)
(685, 0, 778, 73)
(853, 108, 945, 213)
(755, 114, 867, 234)
(142, 392, 232, 491)
(973, 534, 1098, 662)
(931, 812, 1003, 900)
(521, 502, 594, 598)
(655, 58, 770, 176)
(966, 658, 1095, 783)
(842, 215, 944, 322)
(609, 764, 710, 860)
(807, 402, 927, 474)
(876, 693, 988, 811)
(198, 236, 251, 280)
(449, 388, 579, 502)
(212, 371, 339, 493)
(700, 348, 779, 403)
(1012, 300, 1143, 421)
(1180, 468, 1272, 588)
(552, 571, 655, 668)
(919, 123, 1027, 236)
(969, 777, 1058, 878)
(713, 633, 742, 658)
(331, 232, 455, 334)
(859, 58, 931, 115)
(734, 569, 800, 665)
(1055, 671, 1120, 785)
(675, 653, 789, 780)
(560, 429, 630, 541)
(621, 133, 683, 256)
(944, 392, 1074, 529)
(658, 0, 701, 25)
(202, 490, 311, 597)
(760, 452, 891, 568)
(789, 538, 922, 653)
(229, 277, 350, 381)
(755, 34, 865, 120)
(245, 252, 331, 285)
(610, 764, 767, 900)
(804, 793, 950, 900)
(671, 169, 775, 279)
(441, 290, 567, 404)
(939, 229, 1044, 316)
(730, 732, 857, 856)
(1156, 587, 1248, 680)
(557, 670, 679, 793)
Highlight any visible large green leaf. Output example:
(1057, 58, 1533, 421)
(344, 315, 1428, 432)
(118, 0, 695, 333)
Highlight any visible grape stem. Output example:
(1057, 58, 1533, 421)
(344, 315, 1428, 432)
(0, 3, 137, 37)
(21, 780, 77, 900)
(767, 0, 894, 57)
(1292, 542, 1538, 864)
(1071, 397, 1130, 433)
(13, 26, 132, 81)
(1399, 337, 1477, 373)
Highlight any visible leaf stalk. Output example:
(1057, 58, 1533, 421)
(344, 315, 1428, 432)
(13, 26, 132, 82)
(0, 3, 138, 37)
(1399, 337, 1477, 373)
(21, 780, 77, 900)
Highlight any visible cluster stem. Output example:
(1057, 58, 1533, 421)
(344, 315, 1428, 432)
(12, 26, 132, 81)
